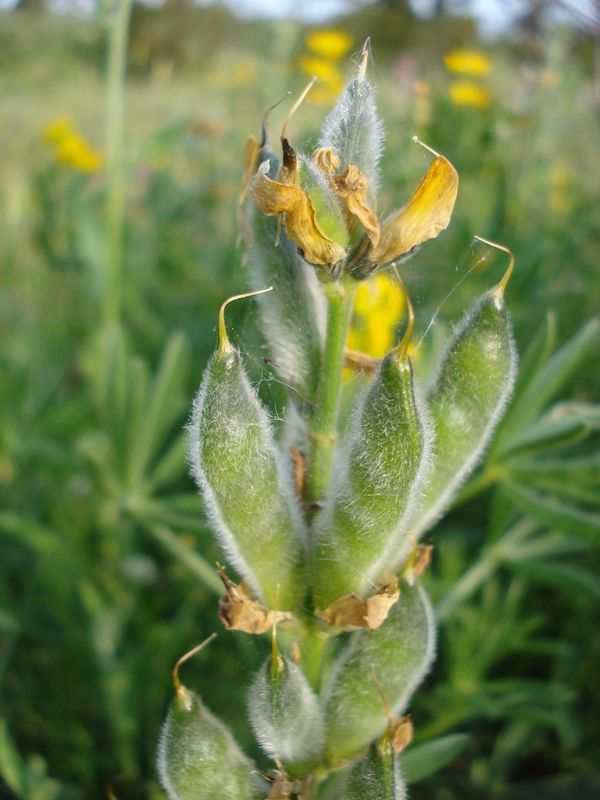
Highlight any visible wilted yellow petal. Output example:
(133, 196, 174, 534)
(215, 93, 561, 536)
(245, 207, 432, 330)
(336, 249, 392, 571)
(368, 154, 458, 266)
(217, 568, 292, 634)
(312, 147, 340, 174)
(330, 164, 380, 249)
(250, 163, 346, 269)
(236, 135, 261, 246)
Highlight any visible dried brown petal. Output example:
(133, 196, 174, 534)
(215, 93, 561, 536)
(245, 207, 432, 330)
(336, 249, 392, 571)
(390, 715, 413, 755)
(330, 164, 380, 248)
(250, 162, 346, 269)
(368, 155, 458, 265)
(217, 567, 292, 634)
(316, 575, 400, 629)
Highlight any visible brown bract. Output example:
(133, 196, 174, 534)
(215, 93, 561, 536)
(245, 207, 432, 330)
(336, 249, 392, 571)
(390, 715, 413, 755)
(250, 162, 346, 269)
(330, 165, 380, 249)
(316, 574, 400, 629)
(362, 155, 458, 267)
(217, 567, 292, 634)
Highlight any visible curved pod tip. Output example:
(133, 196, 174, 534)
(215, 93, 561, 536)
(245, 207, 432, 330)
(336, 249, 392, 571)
(173, 633, 217, 703)
(218, 287, 273, 355)
(474, 235, 515, 301)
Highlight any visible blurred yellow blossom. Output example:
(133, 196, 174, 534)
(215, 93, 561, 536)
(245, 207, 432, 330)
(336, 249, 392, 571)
(347, 273, 406, 359)
(43, 116, 74, 144)
(44, 116, 103, 172)
(449, 80, 491, 108)
(444, 50, 492, 77)
(299, 55, 344, 102)
(306, 30, 353, 61)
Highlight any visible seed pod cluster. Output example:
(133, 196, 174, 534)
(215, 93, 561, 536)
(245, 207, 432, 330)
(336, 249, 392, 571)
(160, 43, 519, 800)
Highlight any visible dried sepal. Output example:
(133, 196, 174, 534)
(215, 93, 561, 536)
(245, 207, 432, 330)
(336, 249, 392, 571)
(316, 574, 400, 630)
(250, 162, 346, 269)
(218, 568, 292, 634)
(390, 715, 413, 755)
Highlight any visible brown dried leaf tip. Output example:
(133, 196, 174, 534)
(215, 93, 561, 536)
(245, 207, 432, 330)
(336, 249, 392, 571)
(217, 567, 292, 634)
(316, 574, 400, 629)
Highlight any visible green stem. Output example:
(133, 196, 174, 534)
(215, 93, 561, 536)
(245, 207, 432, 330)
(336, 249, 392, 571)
(103, 0, 133, 324)
(306, 277, 357, 507)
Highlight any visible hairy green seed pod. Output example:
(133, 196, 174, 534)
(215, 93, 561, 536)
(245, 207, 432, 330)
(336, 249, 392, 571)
(313, 344, 432, 609)
(248, 207, 325, 408)
(323, 581, 436, 762)
(319, 42, 384, 194)
(158, 686, 257, 800)
(404, 279, 517, 550)
(189, 297, 306, 610)
(247, 652, 325, 765)
(341, 741, 407, 800)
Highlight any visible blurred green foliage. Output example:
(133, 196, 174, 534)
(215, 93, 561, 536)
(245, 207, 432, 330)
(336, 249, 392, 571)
(0, 2, 599, 799)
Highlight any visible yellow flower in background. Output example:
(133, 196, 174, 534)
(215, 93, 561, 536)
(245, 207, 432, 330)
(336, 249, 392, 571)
(449, 80, 491, 109)
(444, 50, 492, 77)
(306, 30, 353, 61)
(347, 273, 406, 359)
(43, 116, 103, 173)
(57, 134, 103, 172)
(43, 116, 74, 144)
(301, 29, 353, 104)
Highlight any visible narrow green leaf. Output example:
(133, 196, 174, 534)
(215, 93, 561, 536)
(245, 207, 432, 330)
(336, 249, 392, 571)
(500, 480, 600, 542)
(494, 317, 600, 446)
(0, 719, 25, 798)
(506, 560, 600, 600)
(401, 733, 470, 784)
(497, 416, 587, 459)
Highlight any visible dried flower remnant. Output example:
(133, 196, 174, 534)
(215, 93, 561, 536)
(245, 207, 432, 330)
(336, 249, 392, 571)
(247, 47, 458, 281)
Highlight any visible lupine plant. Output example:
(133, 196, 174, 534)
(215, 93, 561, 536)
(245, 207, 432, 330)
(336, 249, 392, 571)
(157, 42, 517, 800)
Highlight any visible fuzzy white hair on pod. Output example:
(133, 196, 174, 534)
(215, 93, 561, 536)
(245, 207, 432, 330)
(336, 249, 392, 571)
(247, 656, 325, 764)
(410, 295, 518, 543)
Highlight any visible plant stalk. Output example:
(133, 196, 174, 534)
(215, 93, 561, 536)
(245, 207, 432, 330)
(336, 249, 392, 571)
(104, 0, 133, 323)
(306, 277, 357, 507)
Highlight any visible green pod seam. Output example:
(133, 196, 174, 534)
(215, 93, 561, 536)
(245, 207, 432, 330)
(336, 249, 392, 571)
(247, 654, 325, 765)
(189, 346, 305, 609)
(313, 353, 432, 608)
(157, 687, 257, 800)
(323, 580, 436, 762)
(341, 741, 407, 800)
(402, 289, 517, 553)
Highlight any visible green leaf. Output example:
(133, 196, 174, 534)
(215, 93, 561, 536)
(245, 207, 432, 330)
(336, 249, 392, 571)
(507, 454, 600, 507)
(0, 719, 25, 798)
(506, 560, 600, 599)
(500, 480, 600, 542)
(497, 416, 587, 459)
(494, 316, 600, 448)
(401, 733, 470, 784)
